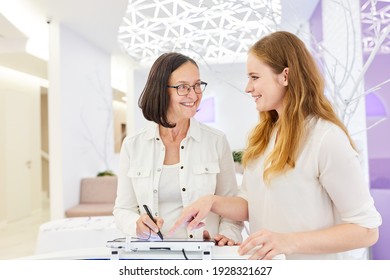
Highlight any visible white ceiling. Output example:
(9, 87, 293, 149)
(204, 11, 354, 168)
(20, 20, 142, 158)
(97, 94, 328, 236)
(0, 0, 128, 54)
(2, 0, 389, 67)
(0, 0, 320, 77)
(0, 0, 128, 78)
(0, 0, 320, 53)
(0, 13, 27, 53)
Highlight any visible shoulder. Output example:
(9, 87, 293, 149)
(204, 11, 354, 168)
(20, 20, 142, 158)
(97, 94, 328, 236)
(198, 122, 226, 137)
(123, 122, 156, 144)
(306, 117, 356, 158)
(190, 118, 227, 140)
(307, 117, 348, 143)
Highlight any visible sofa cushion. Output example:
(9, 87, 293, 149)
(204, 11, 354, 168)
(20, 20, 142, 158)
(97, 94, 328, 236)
(80, 176, 117, 203)
(65, 176, 118, 217)
(65, 203, 115, 217)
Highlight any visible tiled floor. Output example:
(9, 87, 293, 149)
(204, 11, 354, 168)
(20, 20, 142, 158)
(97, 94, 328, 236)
(0, 204, 50, 260)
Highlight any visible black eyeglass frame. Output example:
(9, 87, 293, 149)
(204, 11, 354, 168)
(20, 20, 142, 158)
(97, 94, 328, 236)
(167, 81, 207, 96)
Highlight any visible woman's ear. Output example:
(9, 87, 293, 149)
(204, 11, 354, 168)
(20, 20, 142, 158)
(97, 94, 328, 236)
(281, 67, 289, 86)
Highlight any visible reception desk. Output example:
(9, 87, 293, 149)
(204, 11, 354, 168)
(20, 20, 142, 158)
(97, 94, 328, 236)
(34, 215, 284, 260)
(25, 245, 285, 260)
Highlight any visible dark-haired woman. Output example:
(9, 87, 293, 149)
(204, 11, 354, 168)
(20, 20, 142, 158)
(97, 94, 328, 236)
(113, 52, 243, 245)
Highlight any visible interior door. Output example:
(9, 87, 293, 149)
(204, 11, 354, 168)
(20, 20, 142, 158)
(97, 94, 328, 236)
(5, 90, 35, 221)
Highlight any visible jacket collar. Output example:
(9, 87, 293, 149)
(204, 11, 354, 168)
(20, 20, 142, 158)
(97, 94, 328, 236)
(144, 118, 201, 142)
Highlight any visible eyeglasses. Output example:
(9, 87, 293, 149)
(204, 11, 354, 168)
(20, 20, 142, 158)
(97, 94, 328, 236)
(167, 81, 207, 96)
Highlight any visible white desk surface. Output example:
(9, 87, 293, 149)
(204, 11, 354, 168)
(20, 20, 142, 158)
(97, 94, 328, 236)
(35, 216, 123, 254)
(34, 215, 284, 260)
(22, 246, 285, 260)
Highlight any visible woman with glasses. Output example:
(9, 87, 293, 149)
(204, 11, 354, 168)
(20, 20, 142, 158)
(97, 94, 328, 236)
(113, 52, 243, 245)
(170, 32, 382, 259)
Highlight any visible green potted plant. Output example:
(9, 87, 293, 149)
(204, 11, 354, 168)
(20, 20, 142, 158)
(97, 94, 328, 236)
(97, 170, 116, 177)
(232, 150, 244, 173)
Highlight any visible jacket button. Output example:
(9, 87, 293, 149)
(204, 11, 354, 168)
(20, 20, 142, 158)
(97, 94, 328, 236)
(181, 146, 184, 149)
(153, 189, 158, 193)
(156, 137, 160, 141)
(189, 234, 193, 238)
(180, 166, 184, 169)
(182, 188, 186, 192)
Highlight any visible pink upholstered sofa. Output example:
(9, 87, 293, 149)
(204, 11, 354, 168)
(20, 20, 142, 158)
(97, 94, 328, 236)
(65, 176, 117, 217)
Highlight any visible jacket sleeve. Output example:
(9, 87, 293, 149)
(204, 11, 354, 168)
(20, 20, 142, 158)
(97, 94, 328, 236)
(113, 138, 140, 237)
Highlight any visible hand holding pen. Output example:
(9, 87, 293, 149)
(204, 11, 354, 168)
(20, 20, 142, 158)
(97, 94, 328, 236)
(141, 205, 164, 240)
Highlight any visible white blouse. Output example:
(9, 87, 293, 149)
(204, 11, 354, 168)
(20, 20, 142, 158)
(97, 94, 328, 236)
(240, 117, 382, 259)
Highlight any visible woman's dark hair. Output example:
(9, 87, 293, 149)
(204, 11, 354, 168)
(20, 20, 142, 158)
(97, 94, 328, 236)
(138, 52, 198, 128)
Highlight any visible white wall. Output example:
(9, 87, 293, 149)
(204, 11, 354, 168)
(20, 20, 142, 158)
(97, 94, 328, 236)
(48, 22, 116, 219)
(0, 66, 44, 223)
(0, 87, 5, 224)
(132, 62, 258, 151)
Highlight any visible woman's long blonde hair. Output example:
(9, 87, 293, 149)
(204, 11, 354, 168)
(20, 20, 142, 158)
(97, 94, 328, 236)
(242, 31, 355, 182)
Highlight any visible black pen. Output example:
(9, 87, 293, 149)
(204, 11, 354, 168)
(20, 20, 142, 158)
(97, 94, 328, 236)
(143, 205, 164, 240)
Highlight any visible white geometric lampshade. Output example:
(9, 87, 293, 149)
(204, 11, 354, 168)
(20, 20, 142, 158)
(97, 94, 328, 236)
(118, 0, 281, 65)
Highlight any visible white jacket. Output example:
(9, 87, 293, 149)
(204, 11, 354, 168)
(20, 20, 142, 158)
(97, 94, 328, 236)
(113, 118, 243, 242)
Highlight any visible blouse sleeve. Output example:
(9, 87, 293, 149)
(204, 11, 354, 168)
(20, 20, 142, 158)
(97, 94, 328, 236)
(214, 134, 244, 242)
(318, 125, 382, 229)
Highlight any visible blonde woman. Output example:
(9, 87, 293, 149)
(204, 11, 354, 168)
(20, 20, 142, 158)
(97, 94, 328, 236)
(170, 31, 382, 259)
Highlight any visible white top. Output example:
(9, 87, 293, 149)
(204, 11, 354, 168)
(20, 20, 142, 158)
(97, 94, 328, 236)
(114, 118, 243, 241)
(158, 164, 187, 238)
(239, 117, 382, 259)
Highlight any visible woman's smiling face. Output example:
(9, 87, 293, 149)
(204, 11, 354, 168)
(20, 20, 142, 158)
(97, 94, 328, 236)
(245, 53, 288, 115)
(167, 61, 202, 122)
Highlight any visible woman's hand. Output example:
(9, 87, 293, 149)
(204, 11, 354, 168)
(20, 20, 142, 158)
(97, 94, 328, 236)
(136, 213, 164, 240)
(238, 229, 294, 259)
(203, 230, 237, 246)
(169, 195, 215, 235)
(214, 234, 237, 246)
